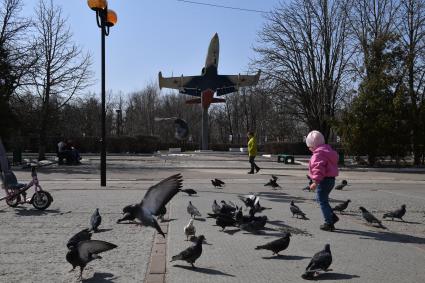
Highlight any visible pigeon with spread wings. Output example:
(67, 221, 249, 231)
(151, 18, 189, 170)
(136, 174, 183, 237)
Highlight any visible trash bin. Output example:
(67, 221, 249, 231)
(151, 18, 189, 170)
(338, 152, 344, 165)
(13, 148, 22, 165)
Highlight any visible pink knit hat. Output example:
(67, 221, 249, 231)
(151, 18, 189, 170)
(306, 130, 325, 149)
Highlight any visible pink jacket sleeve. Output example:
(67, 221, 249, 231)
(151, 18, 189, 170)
(309, 154, 326, 183)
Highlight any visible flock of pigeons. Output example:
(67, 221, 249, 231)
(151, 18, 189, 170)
(64, 173, 411, 280)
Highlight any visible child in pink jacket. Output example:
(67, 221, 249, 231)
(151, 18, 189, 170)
(306, 130, 339, 231)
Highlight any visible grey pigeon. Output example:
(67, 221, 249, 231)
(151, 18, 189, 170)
(255, 232, 291, 255)
(66, 240, 117, 279)
(290, 201, 307, 219)
(67, 229, 92, 249)
(332, 200, 351, 214)
(181, 188, 197, 196)
(90, 208, 102, 232)
(359, 206, 385, 228)
(117, 204, 138, 223)
(302, 244, 332, 280)
(187, 201, 202, 218)
(383, 204, 406, 221)
(136, 174, 183, 237)
(184, 219, 196, 240)
(170, 235, 206, 268)
(212, 200, 221, 214)
(334, 180, 348, 190)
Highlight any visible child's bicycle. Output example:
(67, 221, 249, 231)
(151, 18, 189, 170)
(0, 167, 53, 210)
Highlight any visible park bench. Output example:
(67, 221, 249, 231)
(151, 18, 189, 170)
(277, 154, 295, 164)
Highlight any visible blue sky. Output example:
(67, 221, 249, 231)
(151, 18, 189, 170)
(23, 0, 283, 95)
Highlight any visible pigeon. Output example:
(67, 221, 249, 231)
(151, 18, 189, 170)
(264, 178, 281, 189)
(117, 204, 138, 223)
(135, 174, 183, 237)
(184, 219, 196, 240)
(211, 178, 225, 188)
(220, 201, 237, 214)
(212, 200, 221, 214)
(66, 240, 117, 279)
(302, 244, 332, 280)
(181, 188, 197, 196)
(290, 201, 307, 219)
(359, 206, 386, 228)
(90, 208, 102, 232)
(251, 201, 271, 215)
(332, 199, 351, 214)
(187, 201, 202, 218)
(271, 175, 278, 181)
(240, 216, 267, 232)
(67, 229, 92, 249)
(255, 232, 291, 255)
(235, 207, 253, 224)
(170, 235, 206, 268)
(189, 235, 207, 244)
(157, 205, 167, 222)
(334, 180, 348, 190)
(383, 204, 406, 221)
(216, 215, 237, 231)
(239, 194, 258, 209)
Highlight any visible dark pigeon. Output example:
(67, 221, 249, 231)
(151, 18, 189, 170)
(334, 180, 348, 190)
(170, 235, 206, 268)
(174, 118, 189, 140)
(181, 188, 197, 196)
(290, 201, 307, 219)
(271, 175, 278, 181)
(240, 216, 267, 232)
(239, 194, 258, 209)
(220, 200, 237, 214)
(211, 178, 225, 188)
(66, 240, 117, 279)
(332, 199, 351, 214)
(216, 215, 237, 231)
(117, 204, 138, 223)
(255, 232, 291, 255)
(383, 204, 406, 221)
(67, 229, 92, 249)
(157, 205, 167, 222)
(136, 174, 183, 237)
(302, 244, 332, 280)
(359, 206, 386, 228)
(90, 208, 102, 232)
(264, 178, 281, 189)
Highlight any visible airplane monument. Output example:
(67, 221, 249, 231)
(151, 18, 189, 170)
(158, 33, 260, 150)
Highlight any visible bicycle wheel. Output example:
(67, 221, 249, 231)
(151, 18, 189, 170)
(32, 191, 52, 210)
(6, 193, 21, 207)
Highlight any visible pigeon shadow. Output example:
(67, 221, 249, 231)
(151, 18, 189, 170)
(194, 217, 206, 222)
(314, 272, 360, 280)
(262, 254, 308, 260)
(172, 265, 235, 277)
(160, 218, 177, 223)
(93, 228, 113, 233)
(335, 228, 425, 244)
(382, 219, 422, 225)
(222, 228, 240, 235)
(14, 208, 62, 216)
(82, 272, 116, 282)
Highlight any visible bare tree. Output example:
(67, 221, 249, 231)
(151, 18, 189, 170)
(255, 0, 353, 141)
(0, 0, 36, 137)
(398, 0, 425, 165)
(31, 0, 92, 160)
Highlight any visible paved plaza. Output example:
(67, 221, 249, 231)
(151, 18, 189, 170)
(0, 153, 424, 282)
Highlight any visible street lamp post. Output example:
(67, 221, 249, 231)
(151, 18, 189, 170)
(87, 0, 117, 187)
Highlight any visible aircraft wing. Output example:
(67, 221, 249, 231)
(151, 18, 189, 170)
(158, 72, 199, 92)
(218, 70, 261, 93)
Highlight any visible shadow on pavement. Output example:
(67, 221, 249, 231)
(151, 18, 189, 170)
(14, 208, 62, 216)
(315, 272, 360, 280)
(94, 228, 113, 233)
(172, 264, 235, 277)
(262, 254, 309, 260)
(82, 272, 116, 282)
(258, 191, 308, 204)
(335, 228, 425, 244)
(222, 228, 240, 235)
